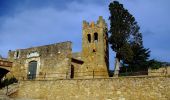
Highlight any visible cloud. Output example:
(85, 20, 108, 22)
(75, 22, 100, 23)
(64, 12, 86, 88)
(0, 0, 110, 56)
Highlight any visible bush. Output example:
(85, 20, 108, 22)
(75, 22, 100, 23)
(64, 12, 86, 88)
(149, 59, 162, 69)
(0, 77, 18, 89)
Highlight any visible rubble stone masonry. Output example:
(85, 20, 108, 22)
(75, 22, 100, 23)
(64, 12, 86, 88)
(11, 77, 170, 100)
(7, 41, 72, 80)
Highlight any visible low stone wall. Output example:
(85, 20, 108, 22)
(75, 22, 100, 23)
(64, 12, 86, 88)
(148, 66, 170, 76)
(11, 77, 170, 100)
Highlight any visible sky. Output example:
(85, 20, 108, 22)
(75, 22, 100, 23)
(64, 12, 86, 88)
(0, 0, 170, 70)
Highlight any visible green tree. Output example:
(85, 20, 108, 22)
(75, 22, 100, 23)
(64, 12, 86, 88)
(127, 44, 150, 72)
(109, 1, 142, 75)
(148, 59, 162, 69)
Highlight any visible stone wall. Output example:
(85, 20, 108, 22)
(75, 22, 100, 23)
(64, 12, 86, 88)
(148, 66, 170, 76)
(8, 41, 72, 80)
(11, 77, 170, 100)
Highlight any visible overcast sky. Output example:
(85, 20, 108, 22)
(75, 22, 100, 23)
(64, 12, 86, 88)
(0, 0, 170, 70)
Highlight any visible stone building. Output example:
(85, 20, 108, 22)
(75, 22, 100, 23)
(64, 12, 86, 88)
(7, 42, 72, 80)
(7, 16, 109, 80)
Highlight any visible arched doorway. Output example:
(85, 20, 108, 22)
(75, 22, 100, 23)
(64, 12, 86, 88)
(0, 68, 9, 88)
(28, 61, 37, 80)
(70, 65, 74, 78)
(94, 32, 98, 42)
(0, 68, 9, 81)
(87, 34, 91, 43)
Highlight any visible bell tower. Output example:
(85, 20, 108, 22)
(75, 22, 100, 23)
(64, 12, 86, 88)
(82, 16, 109, 77)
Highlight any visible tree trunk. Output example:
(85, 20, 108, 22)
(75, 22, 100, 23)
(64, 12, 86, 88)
(114, 57, 120, 77)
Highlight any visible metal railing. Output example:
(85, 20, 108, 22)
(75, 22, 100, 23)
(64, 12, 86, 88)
(16, 71, 109, 80)
(13, 70, 169, 81)
(119, 71, 148, 76)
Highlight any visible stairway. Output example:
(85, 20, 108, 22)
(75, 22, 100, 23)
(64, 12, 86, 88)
(0, 94, 10, 100)
(0, 83, 19, 99)
(0, 90, 9, 100)
(6, 83, 19, 96)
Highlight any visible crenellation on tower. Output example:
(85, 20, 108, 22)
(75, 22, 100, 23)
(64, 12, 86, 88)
(97, 16, 107, 28)
(90, 21, 95, 28)
(82, 20, 89, 29)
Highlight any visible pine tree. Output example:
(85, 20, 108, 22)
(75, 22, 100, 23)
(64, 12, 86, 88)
(109, 0, 165, 74)
(109, 1, 143, 75)
(128, 44, 150, 72)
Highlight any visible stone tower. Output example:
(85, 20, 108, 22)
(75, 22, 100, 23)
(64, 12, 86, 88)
(82, 16, 109, 77)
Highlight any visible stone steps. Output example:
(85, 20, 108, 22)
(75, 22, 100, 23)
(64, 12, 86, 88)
(0, 83, 19, 100)
(6, 84, 19, 96)
(0, 94, 10, 100)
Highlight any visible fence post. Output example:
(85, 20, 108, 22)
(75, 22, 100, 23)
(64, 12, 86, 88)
(44, 73, 46, 79)
(165, 66, 168, 77)
(22, 76, 24, 80)
(93, 70, 94, 79)
(6, 85, 8, 95)
(66, 72, 67, 79)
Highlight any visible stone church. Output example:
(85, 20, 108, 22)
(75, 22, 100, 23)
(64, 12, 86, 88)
(7, 16, 109, 80)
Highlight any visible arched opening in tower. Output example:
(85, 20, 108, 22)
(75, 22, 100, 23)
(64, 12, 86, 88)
(94, 32, 98, 42)
(87, 34, 91, 43)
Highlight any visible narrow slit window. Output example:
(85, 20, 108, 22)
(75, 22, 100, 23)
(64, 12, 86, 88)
(14, 50, 20, 59)
(87, 34, 91, 43)
(94, 32, 98, 42)
(16, 51, 19, 58)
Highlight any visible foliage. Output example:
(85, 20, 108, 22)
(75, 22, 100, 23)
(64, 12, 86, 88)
(0, 77, 18, 88)
(109, 1, 142, 58)
(127, 44, 150, 71)
(148, 59, 162, 69)
(109, 1, 151, 74)
(119, 43, 134, 63)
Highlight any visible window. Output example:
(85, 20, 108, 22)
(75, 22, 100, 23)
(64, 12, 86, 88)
(93, 49, 96, 52)
(16, 51, 19, 58)
(14, 50, 20, 59)
(94, 32, 98, 42)
(87, 34, 91, 43)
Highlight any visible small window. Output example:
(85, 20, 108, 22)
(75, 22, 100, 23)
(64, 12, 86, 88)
(94, 32, 98, 42)
(47, 49, 49, 53)
(93, 49, 96, 52)
(14, 50, 20, 59)
(16, 51, 19, 58)
(87, 34, 91, 43)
